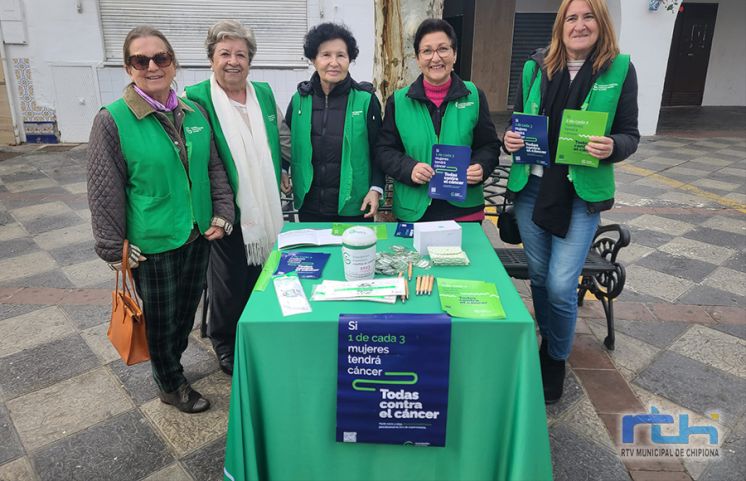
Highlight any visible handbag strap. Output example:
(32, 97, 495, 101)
(120, 240, 141, 309)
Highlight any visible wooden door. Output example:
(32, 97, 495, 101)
(662, 3, 718, 106)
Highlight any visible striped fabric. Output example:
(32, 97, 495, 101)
(132, 237, 209, 393)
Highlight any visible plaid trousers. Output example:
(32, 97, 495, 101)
(132, 237, 209, 393)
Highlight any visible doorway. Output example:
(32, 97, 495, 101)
(662, 3, 718, 106)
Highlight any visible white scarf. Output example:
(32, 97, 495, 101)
(210, 74, 284, 265)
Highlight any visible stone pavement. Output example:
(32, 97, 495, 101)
(1, 126, 745, 480)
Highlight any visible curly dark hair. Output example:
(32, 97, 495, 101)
(413, 18, 458, 55)
(303, 22, 359, 61)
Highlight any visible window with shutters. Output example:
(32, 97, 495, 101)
(98, 0, 308, 67)
(508, 13, 555, 108)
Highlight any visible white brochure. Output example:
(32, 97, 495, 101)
(310, 277, 405, 301)
(273, 275, 312, 316)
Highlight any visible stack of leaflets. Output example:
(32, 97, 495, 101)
(277, 228, 342, 249)
(437, 278, 505, 319)
(311, 277, 406, 304)
(274, 252, 330, 279)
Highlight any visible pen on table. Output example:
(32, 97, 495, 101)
(398, 272, 406, 303)
(408, 262, 412, 281)
(416, 276, 422, 296)
(428, 275, 434, 295)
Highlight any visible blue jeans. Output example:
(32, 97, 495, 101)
(513, 175, 600, 361)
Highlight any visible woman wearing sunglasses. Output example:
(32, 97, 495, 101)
(87, 26, 234, 413)
(375, 18, 500, 223)
(184, 20, 289, 376)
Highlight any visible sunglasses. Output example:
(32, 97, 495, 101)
(127, 52, 173, 71)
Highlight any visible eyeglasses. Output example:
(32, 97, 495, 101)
(127, 52, 173, 71)
(418, 46, 453, 59)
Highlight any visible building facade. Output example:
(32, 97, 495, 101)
(0, 0, 743, 144)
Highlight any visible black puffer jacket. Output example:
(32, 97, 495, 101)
(285, 73, 384, 216)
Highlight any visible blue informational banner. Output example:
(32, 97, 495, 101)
(337, 313, 452, 447)
(429, 144, 470, 201)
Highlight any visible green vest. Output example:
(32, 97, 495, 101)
(184, 79, 282, 221)
(507, 55, 630, 202)
(290, 88, 372, 216)
(105, 97, 213, 254)
(392, 81, 482, 221)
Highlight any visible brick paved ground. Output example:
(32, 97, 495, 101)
(0, 123, 744, 480)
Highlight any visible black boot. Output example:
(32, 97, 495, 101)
(543, 355, 566, 405)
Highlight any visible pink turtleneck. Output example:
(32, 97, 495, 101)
(423, 77, 452, 107)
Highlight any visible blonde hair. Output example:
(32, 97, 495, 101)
(544, 0, 619, 80)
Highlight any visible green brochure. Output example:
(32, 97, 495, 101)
(555, 109, 609, 168)
(331, 223, 388, 240)
(254, 250, 281, 292)
(437, 278, 506, 319)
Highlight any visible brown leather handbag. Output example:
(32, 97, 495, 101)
(108, 240, 150, 365)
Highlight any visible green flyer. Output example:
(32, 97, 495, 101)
(437, 278, 506, 319)
(555, 109, 608, 168)
(332, 223, 388, 240)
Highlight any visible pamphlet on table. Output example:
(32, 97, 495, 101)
(274, 252, 330, 279)
(437, 278, 505, 319)
(511, 113, 550, 166)
(273, 274, 311, 316)
(555, 109, 608, 168)
(311, 277, 405, 303)
(277, 228, 342, 249)
(254, 250, 281, 292)
(332, 223, 388, 240)
(429, 144, 470, 202)
(337, 313, 451, 446)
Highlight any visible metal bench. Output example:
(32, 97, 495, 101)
(495, 223, 630, 351)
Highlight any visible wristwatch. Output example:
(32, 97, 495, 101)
(211, 216, 233, 236)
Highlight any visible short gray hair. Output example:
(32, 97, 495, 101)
(205, 20, 257, 63)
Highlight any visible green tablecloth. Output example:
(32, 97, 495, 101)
(223, 223, 552, 481)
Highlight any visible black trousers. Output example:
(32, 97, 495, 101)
(206, 228, 262, 356)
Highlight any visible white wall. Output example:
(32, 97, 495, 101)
(4, 0, 376, 140)
(700, 0, 746, 106)
(618, 4, 677, 135)
(3, 0, 103, 118)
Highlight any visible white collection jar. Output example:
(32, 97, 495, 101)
(341, 226, 377, 281)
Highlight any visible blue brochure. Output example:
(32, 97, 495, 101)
(274, 251, 330, 279)
(337, 313, 452, 447)
(395, 222, 414, 238)
(511, 113, 550, 166)
(429, 144, 470, 201)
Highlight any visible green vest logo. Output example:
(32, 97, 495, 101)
(184, 126, 204, 134)
(593, 83, 619, 92)
(455, 101, 474, 109)
(267, 114, 276, 123)
(351, 110, 364, 117)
